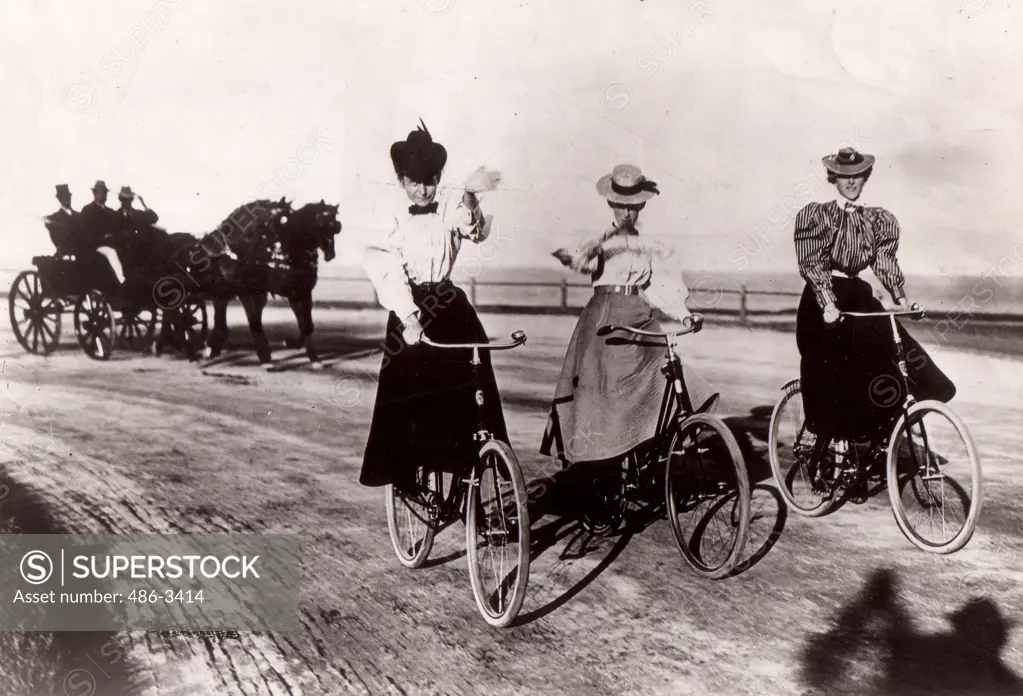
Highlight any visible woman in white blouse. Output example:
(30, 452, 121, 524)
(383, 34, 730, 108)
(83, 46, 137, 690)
(356, 122, 508, 491)
(541, 164, 718, 476)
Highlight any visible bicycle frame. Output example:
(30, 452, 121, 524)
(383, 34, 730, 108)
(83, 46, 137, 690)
(597, 319, 702, 454)
(818, 305, 930, 475)
(409, 331, 527, 529)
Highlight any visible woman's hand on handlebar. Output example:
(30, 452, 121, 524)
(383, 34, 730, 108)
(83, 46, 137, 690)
(402, 312, 424, 345)
(822, 303, 841, 324)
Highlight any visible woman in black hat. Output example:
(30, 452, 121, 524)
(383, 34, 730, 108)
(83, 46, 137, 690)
(541, 164, 718, 486)
(794, 147, 955, 457)
(357, 121, 506, 490)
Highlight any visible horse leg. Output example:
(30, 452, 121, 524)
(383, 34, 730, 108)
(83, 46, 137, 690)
(241, 292, 273, 367)
(206, 296, 230, 359)
(171, 305, 201, 363)
(299, 292, 322, 368)
(286, 293, 309, 350)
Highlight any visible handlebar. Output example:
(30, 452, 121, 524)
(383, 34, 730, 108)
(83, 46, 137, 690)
(421, 330, 527, 350)
(841, 303, 925, 321)
(597, 314, 704, 339)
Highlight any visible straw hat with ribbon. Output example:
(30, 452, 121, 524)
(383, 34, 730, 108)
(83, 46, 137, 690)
(822, 147, 875, 177)
(596, 164, 660, 205)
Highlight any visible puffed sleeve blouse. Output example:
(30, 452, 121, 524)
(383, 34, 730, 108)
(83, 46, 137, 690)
(793, 199, 906, 309)
(565, 227, 691, 322)
(356, 188, 492, 320)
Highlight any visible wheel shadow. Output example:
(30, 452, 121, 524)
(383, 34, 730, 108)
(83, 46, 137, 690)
(800, 567, 1023, 695)
(725, 483, 786, 577)
(510, 472, 637, 626)
(513, 523, 633, 627)
(718, 405, 787, 573)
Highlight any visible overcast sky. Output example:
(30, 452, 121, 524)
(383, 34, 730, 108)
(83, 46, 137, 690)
(2, 0, 1021, 277)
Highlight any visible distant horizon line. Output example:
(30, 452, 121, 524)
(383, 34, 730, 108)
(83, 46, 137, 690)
(320, 263, 995, 280)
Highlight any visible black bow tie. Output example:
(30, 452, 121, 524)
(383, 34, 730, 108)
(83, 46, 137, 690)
(409, 202, 438, 216)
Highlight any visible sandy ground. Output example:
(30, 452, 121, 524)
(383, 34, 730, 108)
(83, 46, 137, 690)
(0, 306, 1021, 696)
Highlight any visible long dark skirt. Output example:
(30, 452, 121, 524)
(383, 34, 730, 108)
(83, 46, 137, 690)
(797, 277, 956, 440)
(540, 288, 717, 465)
(359, 281, 509, 488)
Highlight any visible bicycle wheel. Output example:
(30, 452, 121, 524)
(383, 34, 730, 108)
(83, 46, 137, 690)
(385, 466, 442, 569)
(887, 400, 982, 554)
(465, 440, 531, 628)
(768, 380, 834, 517)
(665, 413, 750, 579)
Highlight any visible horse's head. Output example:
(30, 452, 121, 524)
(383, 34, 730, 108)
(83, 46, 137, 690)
(286, 199, 341, 262)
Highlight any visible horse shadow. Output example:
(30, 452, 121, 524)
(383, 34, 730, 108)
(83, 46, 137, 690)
(801, 567, 1023, 695)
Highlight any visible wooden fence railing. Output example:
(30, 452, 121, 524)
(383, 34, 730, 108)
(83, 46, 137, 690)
(0, 268, 804, 326)
(335, 276, 804, 325)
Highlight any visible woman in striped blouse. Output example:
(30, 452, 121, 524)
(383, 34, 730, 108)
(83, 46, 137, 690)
(794, 147, 955, 455)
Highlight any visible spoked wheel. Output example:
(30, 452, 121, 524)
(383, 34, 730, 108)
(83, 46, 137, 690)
(466, 440, 531, 628)
(8, 270, 62, 355)
(887, 400, 982, 554)
(183, 299, 209, 344)
(768, 380, 835, 517)
(579, 456, 630, 536)
(118, 307, 157, 352)
(385, 466, 443, 569)
(73, 291, 116, 360)
(665, 413, 750, 579)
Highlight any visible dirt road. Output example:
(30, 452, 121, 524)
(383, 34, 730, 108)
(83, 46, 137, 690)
(1, 307, 1021, 695)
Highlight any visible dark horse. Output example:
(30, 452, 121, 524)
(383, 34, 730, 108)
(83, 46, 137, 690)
(182, 198, 340, 368)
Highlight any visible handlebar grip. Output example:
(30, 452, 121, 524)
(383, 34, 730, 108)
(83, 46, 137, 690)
(511, 330, 527, 344)
(596, 325, 615, 337)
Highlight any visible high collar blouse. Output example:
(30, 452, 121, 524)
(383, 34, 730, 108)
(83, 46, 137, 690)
(564, 225, 691, 322)
(794, 198, 906, 309)
(356, 187, 491, 320)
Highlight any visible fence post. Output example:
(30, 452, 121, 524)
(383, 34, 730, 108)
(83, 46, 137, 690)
(739, 285, 748, 326)
(560, 278, 568, 311)
(470, 277, 478, 305)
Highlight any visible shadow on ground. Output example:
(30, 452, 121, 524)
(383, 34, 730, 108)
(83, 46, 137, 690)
(801, 567, 1023, 695)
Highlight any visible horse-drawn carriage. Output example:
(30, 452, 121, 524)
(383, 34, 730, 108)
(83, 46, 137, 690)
(10, 193, 339, 366)
(8, 218, 208, 360)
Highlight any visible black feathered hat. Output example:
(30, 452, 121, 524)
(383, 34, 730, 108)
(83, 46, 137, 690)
(390, 119, 448, 184)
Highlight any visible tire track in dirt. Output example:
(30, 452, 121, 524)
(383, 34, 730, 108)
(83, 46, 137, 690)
(0, 423, 327, 696)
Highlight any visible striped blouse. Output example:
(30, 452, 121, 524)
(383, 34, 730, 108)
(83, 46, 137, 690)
(794, 199, 906, 309)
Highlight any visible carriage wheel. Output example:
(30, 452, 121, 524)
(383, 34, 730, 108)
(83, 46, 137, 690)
(118, 308, 157, 352)
(183, 299, 209, 344)
(8, 270, 62, 355)
(73, 291, 116, 360)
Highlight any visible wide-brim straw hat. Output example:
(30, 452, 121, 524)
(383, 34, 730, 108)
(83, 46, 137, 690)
(823, 147, 875, 177)
(390, 119, 448, 183)
(91, 180, 109, 193)
(596, 164, 660, 205)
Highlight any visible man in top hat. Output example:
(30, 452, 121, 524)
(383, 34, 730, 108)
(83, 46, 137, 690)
(43, 184, 81, 255)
